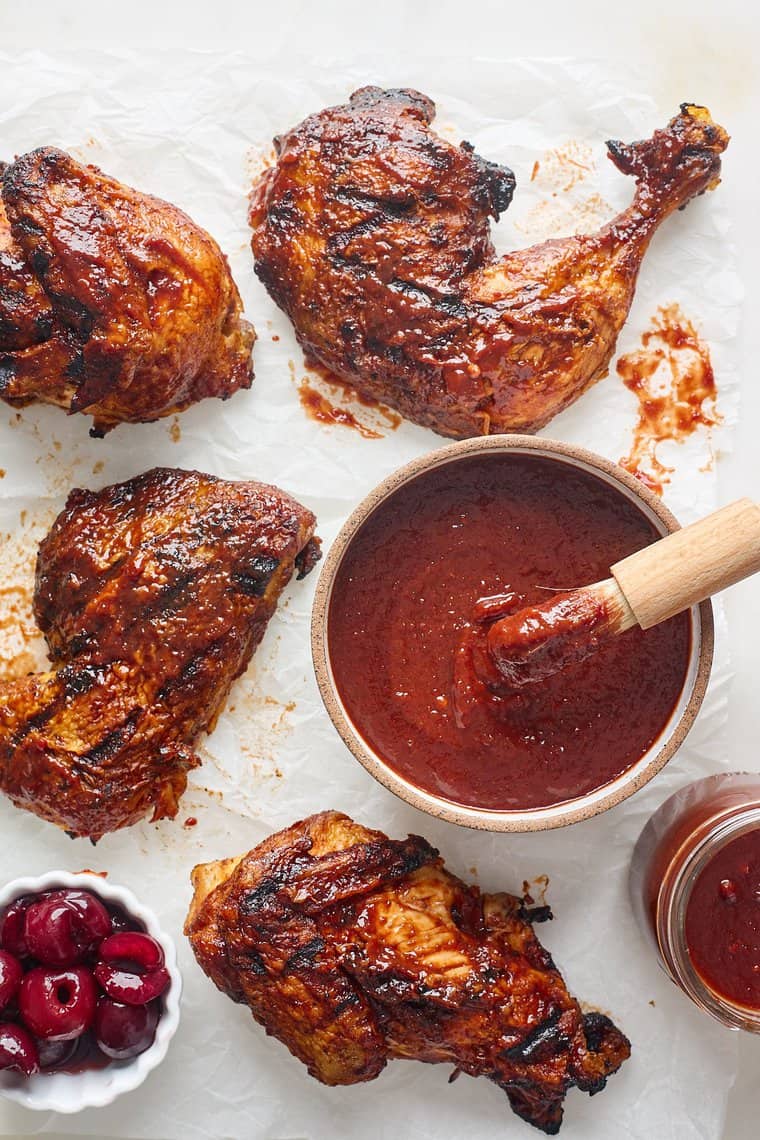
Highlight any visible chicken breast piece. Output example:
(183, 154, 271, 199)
(0, 468, 320, 839)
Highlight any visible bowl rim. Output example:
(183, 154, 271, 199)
(311, 434, 714, 832)
(0, 869, 182, 1113)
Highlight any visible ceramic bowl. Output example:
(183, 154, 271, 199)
(312, 435, 713, 832)
(0, 870, 181, 1112)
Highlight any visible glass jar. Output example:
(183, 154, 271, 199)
(629, 772, 760, 1031)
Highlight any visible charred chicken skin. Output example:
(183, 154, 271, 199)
(0, 148, 254, 434)
(0, 468, 320, 840)
(185, 811, 630, 1134)
(250, 88, 728, 438)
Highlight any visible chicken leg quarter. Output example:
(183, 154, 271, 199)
(186, 811, 630, 1134)
(250, 88, 728, 438)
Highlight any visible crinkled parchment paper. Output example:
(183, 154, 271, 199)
(0, 51, 742, 1140)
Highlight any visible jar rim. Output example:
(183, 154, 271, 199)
(659, 806, 760, 1032)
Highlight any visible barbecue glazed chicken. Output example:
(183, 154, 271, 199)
(250, 88, 728, 438)
(0, 148, 254, 434)
(186, 811, 630, 1134)
(0, 468, 320, 840)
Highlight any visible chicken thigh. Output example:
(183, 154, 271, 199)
(0, 148, 254, 434)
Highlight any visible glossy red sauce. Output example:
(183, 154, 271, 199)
(482, 587, 614, 689)
(300, 357, 402, 436)
(298, 379, 382, 439)
(685, 829, 760, 1008)
(328, 454, 691, 811)
(617, 304, 720, 495)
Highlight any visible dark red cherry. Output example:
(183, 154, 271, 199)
(49, 890, 112, 938)
(0, 897, 33, 957)
(36, 1034, 78, 1071)
(25, 891, 111, 967)
(99, 932, 164, 971)
(94, 963, 169, 1005)
(106, 907, 135, 935)
(0, 950, 23, 1010)
(94, 998, 158, 1060)
(94, 932, 169, 1005)
(19, 967, 97, 1040)
(0, 1022, 40, 1075)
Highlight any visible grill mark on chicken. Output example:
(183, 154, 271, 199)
(331, 185, 418, 215)
(503, 1009, 565, 1063)
(0, 467, 320, 839)
(232, 556, 281, 597)
(240, 876, 281, 914)
(153, 633, 232, 703)
(186, 811, 630, 1133)
(38, 558, 130, 657)
(74, 708, 141, 768)
(284, 936, 326, 971)
(251, 89, 728, 439)
(243, 948, 268, 977)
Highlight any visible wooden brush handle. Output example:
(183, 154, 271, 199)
(611, 498, 760, 629)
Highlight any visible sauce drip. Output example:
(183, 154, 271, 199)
(298, 380, 382, 439)
(684, 828, 760, 1009)
(328, 454, 691, 811)
(0, 519, 50, 680)
(299, 357, 401, 437)
(617, 304, 720, 495)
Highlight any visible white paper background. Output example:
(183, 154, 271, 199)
(0, 51, 743, 1139)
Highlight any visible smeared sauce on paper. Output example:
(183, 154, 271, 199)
(517, 139, 612, 240)
(617, 304, 720, 495)
(297, 358, 401, 438)
(245, 145, 277, 185)
(298, 380, 382, 439)
(0, 514, 54, 680)
(533, 139, 595, 193)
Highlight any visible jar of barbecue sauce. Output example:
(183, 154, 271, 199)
(629, 773, 760, 1031)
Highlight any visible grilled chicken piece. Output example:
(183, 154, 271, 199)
(186, 811, 630, 1134)
(250, 88, 728, 439)
(0, 468, 320, 839)
(0, 148, 254, 434)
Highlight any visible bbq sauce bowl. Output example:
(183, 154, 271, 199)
(312, 436, 713, 831)
(0, 871, 182, 1112)
(630, 774, 760, 1031)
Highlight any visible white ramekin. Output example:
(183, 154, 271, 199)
(0, 870, 181, 1112)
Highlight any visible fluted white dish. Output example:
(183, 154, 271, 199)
(0, 870, 181, 1112)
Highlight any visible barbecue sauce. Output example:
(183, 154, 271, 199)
(299, 358, 401, 437)
(298, 380, 382, 438)
(328, 453, 691, 811)
(685, 829, 760, 1009)
(617, 304, 720, 495)
(481, 587, 615, 690)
